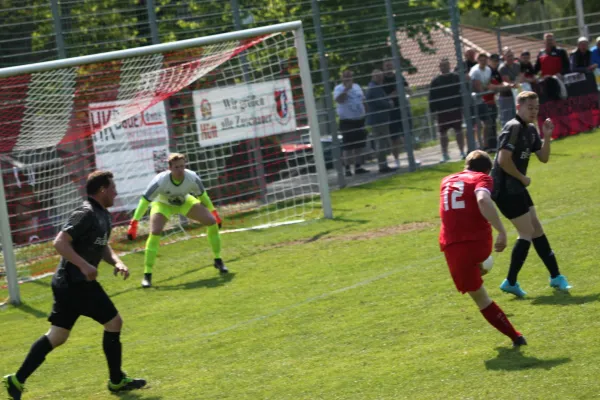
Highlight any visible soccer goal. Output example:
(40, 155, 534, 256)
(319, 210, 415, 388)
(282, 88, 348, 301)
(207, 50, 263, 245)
(0, 21, 332, 305)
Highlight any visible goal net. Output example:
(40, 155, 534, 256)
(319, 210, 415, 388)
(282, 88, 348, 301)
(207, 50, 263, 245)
(0, 22, 330, 300)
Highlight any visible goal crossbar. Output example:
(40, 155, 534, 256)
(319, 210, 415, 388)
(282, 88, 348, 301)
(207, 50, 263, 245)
(0, 21, 302, 78)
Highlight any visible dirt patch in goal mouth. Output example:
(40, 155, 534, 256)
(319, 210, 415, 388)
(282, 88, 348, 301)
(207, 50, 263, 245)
(334, 221, 435, 241)
(266, 221, 435, 249)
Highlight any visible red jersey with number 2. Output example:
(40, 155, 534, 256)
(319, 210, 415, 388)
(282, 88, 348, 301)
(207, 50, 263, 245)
(439, 170, 493, 250)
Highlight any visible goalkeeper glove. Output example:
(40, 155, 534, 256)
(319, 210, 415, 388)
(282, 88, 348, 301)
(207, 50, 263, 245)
(211, 210, 222, 229)
(127, 220, 138, 240)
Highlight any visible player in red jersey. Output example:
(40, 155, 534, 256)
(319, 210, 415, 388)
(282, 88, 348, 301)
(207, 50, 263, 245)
(440, 150, 527, 347)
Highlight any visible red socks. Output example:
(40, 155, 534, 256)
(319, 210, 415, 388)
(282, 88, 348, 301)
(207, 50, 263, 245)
(480, 301, 520, 341)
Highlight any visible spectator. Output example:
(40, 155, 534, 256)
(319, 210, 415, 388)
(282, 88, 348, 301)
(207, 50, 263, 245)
(429, 58, 465, 162)
(520, 51, 536, 82)
(455, 48, 478, 75)
(534, 33, 570, 78)
(486, 54, 510, 150)
(469, 53, 492, 150)
(570, 37, 598, 73)
(591, 37, 600, 67)
(334, 69, 369, 176)
(366, 69, 396, 173)
(519, 51, 538, 92)
(498, 47, 521, 126)
(382, 59, 411, 169)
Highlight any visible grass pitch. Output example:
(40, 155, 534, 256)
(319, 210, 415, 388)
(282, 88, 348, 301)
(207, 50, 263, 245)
(1, 132, 599, 399)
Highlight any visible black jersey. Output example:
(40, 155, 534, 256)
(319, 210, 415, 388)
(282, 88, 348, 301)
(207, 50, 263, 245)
(52, 197, 112, 287)
(491, 115, 542, 195)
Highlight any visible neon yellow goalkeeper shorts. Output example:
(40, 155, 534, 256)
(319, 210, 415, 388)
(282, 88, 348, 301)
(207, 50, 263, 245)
(150, 195, 199, 219)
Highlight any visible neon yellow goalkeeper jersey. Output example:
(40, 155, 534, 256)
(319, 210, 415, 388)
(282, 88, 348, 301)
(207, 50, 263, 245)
(142, 169, 205, 206)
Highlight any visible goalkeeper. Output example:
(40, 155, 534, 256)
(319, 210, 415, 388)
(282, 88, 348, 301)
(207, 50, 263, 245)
(127, 153, 228, 288)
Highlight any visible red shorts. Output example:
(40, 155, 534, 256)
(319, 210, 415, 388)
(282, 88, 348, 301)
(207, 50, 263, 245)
(443, 240, 492, 294)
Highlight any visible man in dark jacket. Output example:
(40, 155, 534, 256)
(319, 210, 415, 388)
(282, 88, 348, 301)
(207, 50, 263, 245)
(570, 37, 598, 73)
(366, 69, 395, 173)
(534, 33, 570, 77)
(429, 58, 465, 162)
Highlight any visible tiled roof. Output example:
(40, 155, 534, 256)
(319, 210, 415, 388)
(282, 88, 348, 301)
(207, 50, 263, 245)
(396, 24, 547, 89)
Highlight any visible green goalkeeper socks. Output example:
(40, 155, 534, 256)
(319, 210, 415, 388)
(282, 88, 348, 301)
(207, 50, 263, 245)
(207, 224, 222, 259)
(144, 234, 161, 274)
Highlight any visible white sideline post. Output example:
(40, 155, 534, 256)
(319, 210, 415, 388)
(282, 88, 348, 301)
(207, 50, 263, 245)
(294, 25, 333, 219)
(0, 169, 20, 305)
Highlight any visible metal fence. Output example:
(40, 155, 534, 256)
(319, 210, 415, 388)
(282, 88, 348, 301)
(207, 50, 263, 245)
(0, 0, 597, 190)
(0, 0, 471, 188)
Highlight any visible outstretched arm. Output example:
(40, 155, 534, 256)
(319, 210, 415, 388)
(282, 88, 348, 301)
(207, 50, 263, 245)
(102, 246, 129, 280)
(476, 190, 507, 252)
(198, 191, 221, 228)
(535, 118, 553, 163)
(198, 191, 215, 212)
(132, 197, 151, 221)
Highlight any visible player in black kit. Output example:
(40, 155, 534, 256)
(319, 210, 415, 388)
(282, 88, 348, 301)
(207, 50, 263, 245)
(491, 91, 571, 297)
(4, 171, 146, 400)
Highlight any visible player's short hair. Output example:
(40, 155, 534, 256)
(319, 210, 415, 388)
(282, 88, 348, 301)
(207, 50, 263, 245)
(516, 91, 539, 105)
(168, 153, 186, 166)
(86, 170, 114, 195)
(477, 53, 488, 59)
(465, 150, 492, 173)
(521, 51, 530, 57)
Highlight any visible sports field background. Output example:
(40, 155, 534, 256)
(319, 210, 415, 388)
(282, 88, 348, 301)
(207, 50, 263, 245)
(1, 132, 599, 399)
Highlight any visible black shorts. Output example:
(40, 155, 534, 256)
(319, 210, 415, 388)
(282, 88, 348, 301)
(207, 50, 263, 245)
(48, 281, 118, 330)
(437, 110, 463, 133)
(339, 118, 367, 150)
(493, 189, 534, 220)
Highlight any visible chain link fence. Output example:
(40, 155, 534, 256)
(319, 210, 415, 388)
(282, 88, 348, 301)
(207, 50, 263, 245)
(0, 0, 471, 186)
(0, 0, 597, 196)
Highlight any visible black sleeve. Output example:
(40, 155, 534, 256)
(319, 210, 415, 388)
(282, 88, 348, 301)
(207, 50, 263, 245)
(454, 75, 463, 107)
(531, 128, 542, 153)
(534, 52, 542, 74)
(498, 122, 520, 152)
(561, 49, 571, 74)
(428, 77, 439, 112)
(62, 209, 93, 239)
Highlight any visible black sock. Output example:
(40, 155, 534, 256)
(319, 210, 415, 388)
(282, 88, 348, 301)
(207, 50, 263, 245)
(507, 239, 531, 285)
(16, 335, 53, 384)
(103, 331, 124, 384)
(533, 234, 560, 278)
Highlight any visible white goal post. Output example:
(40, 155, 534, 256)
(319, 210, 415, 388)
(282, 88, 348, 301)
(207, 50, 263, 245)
(0, 21, 332, 305)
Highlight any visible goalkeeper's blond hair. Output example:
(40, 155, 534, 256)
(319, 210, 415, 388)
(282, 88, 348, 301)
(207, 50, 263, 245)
(168, 153, 186, 166)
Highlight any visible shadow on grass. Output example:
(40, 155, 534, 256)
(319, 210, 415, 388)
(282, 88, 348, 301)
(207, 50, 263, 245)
(14, 302, 48, 319)
(31, 279, 51, 288)
(485, 347, 571, 371)
(331, 216, 370, 224)
(157, 272, 236, 291)
(529, 292, 600, 306)
(111, 390, 162, 400)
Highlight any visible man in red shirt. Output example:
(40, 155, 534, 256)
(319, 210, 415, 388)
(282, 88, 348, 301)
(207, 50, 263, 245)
(534, 33, 570, 77)
(439, 150, 526, 347)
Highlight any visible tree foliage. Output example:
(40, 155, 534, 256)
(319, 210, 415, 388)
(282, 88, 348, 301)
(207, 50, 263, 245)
(0, 0, 568, 79)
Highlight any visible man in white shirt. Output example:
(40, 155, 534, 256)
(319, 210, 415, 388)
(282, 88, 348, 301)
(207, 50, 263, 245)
(334, 69, 369, 176)
(470, 54, 493, 149)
